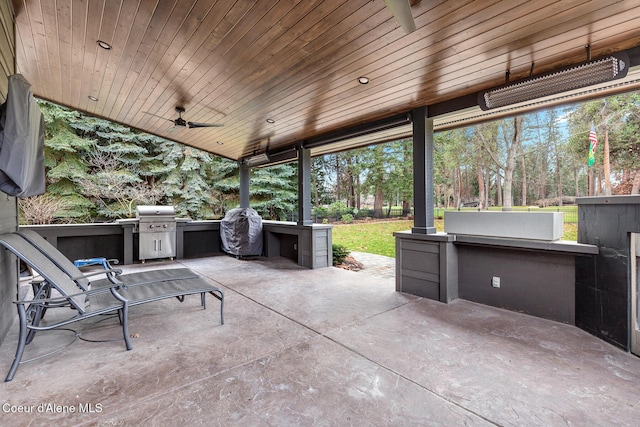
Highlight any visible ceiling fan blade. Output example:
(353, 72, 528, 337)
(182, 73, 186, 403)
(383, 0, 416, 33)
(142, 111, 175, 122)
(187, 121, 224, 128)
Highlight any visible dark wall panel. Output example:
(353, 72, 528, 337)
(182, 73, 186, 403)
(183, 229, 221, 258)
(57, 235, 124, 263)
(277, 234, 298, 261)
(576, 196, 640, 350)
(458, 246, 575, 324)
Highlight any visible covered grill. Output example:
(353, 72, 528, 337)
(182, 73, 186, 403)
(220, 208, 263, 258)
(137, 205, 176, 262)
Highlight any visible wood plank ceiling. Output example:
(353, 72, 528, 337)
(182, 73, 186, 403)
(11, 0, 640, 161)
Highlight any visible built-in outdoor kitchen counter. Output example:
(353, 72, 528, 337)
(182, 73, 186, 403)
(21, 218, 333, 270)
(261, 220, 333, 269)
(395, 211, 598, 325)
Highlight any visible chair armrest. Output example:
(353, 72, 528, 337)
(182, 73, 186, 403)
(73, 257, 120, 270)
(14, 282, 128, 307)
(70, 268, 123, 281)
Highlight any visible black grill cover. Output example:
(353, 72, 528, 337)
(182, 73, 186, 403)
(220, 208, 263, 256)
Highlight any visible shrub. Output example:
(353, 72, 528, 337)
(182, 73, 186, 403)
(534, 196, 576, 207)
(328, 201, 348, 217)
(332, 243, 350, 266)
(341, 213, 354, 224)
(19, 194, 70, 224)
(314, 206, 328, 218)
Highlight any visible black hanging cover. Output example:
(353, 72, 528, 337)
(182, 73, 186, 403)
(0, 74, 45, 197)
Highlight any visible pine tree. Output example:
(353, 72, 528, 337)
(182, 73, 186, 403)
(249, 164, 297, 220)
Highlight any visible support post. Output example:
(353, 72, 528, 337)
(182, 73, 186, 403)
(412, 106, 436, 234)
(297, 144, 313, 225)
(239, 161, 250, 209)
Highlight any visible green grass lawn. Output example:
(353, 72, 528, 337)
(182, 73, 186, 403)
(332, 219, 578, 258)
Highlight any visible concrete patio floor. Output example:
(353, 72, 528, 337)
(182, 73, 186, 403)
(1, 253, 640, 426)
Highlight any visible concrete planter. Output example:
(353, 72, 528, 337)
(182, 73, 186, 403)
(444, 211, 564, 241)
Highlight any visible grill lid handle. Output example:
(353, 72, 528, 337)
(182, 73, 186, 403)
(136, 205, 176, 217)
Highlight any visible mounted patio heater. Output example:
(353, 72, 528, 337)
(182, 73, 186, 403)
(478, 52, 629, 110)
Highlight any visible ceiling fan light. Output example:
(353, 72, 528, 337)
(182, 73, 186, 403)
(97, 40, 111, 50)
(478, 52, 629, 110)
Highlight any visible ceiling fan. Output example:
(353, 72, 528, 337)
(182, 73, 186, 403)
(143, 106, 224, 129)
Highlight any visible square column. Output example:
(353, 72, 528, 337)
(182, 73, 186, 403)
(297, 145, 312, 225)
(412, 106, 436, 234)
(239, 161, 250, 209)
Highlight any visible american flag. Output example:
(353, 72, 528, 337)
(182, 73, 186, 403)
(589, 125, 598, 152)
(588, 125, 598, 166)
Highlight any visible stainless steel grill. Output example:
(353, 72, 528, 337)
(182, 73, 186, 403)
(136, 205, 176, 262)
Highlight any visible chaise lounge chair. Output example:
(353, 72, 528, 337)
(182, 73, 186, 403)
(0, 233, 224, 382)
(16, 229, 199, 291)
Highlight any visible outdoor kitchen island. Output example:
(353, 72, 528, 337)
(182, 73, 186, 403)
(20, 218, 333, 269)
(395, 211, 599, 325)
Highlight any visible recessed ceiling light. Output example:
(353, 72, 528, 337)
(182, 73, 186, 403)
(357, 76, 370, 84)
(97, 40, 112, 50)
(216, 141, 224, 145)
(88, 95, 98, 101)
(266, 118, 275, 124)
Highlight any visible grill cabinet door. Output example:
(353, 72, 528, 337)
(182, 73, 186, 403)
(139, 232, 176, 260)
